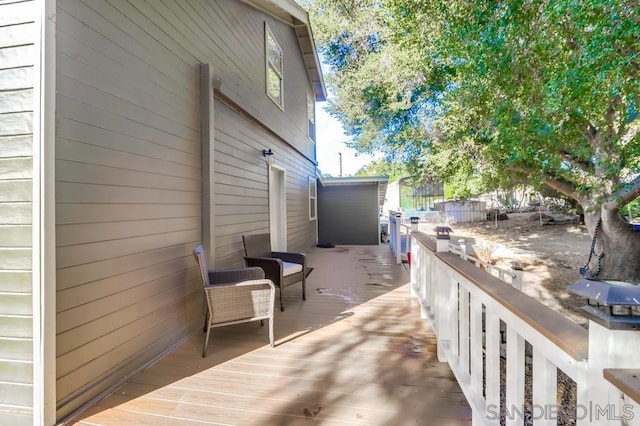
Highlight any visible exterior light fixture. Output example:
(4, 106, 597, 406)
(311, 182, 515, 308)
(569, 278, 640, 329)
(433, 226, 453, 240)
(262, 148, 274, 165)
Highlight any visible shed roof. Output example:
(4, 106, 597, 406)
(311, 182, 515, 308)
(242, 0, 327, 101)
(318, 176, 389, 207)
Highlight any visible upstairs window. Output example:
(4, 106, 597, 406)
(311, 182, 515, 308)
(265, 24, 283, 109)
(307, 94, 315, 141)
(309, 177, 317, 221)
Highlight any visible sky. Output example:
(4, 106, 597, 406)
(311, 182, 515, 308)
(315, 104, 375, 177)
(313, 54, 381, 177)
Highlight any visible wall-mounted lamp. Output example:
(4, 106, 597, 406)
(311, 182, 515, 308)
(262, 148, 274, 165)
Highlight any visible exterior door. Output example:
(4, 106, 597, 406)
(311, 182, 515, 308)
(269, 165, 287, 251)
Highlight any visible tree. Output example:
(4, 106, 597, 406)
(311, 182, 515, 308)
(309, 0, 640, 282)
(354, 159, 406, 182)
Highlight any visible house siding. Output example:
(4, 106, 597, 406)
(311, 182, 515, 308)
(54, 0, 202, 419)
(213, 101, 317, 268)
(52, 0, 319, 421)
(0, 0, 36, 424)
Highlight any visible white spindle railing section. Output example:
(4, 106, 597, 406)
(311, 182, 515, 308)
(410, 231, 640, 425)
(448, 242, 523, 289)
(388, 211, 416, 264)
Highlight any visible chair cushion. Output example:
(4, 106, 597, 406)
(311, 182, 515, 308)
(282, 261, 303, 276)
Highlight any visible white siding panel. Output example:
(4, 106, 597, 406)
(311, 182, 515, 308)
(0, 21, 35, 48)
(0, 336, 32, 361)
(0, 225, 31, 247)
(0, 1, 35, 420)
(0, 314, 31, 338)
(0, 1, 35, 27)
(0, 135, 33, 157)
(0, 271, 31, 293)
(0, 89, 33, 113)
(0, 45, 36, 69)
(0, 157, 32, 179)
(0, 111, 33, 135)
(0, 202, 31, 225)
(0, 67, 33, 90)
(55, 0, 202, 418)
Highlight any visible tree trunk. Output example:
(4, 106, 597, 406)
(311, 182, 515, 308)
(583, 207, 640, 283)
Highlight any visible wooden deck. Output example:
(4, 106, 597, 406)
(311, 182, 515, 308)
(70, 245, 471, 425)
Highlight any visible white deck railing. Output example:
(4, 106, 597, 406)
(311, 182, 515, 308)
(410, 231, 640, 425)
(388, 211, 414, 264)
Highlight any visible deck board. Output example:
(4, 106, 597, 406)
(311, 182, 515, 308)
(70, 245, 471, 425)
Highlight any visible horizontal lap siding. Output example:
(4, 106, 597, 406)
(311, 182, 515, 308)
(214, 103, 316, 268)
(55, 0, 202, 419)
(206, 1, 317, 267)
(0, 1, 36, 424)
(178, 0, 315, 159)
(53, 0, 319, 420)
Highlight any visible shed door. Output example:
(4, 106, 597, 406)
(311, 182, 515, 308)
(318, 184, 379, 245)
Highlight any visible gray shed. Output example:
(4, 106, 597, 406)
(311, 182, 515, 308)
(317, 176, 389, 245)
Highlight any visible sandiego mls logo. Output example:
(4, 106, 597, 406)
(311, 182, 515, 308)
(486, 403, 636, 422)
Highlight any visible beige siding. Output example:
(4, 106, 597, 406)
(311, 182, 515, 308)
(213, 102, 317, 268)
(55, 0, 202, 419)
(175, 0, 316, 160)
(0, 0, 36, 424)
(53, 0, 319, 420)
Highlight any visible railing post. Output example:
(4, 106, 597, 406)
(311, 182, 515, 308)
(510, 261, 523, 290)
(394, 212, 402, 264)
(410, 235, 419, 299)
(580, 321, 640, 425)
(569, 279, 640, 425)
(434, 226, 451, 253)
(458, 238, 468, 260)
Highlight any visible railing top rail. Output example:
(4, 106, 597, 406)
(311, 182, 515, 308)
(412, 231, 589, 361)
(412, 231, 436, 251)
(604, 369, 640, 404)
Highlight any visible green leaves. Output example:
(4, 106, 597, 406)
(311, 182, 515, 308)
(309, 0, 640, 207)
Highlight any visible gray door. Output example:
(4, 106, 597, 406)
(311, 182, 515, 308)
(318, 184, 379, 245)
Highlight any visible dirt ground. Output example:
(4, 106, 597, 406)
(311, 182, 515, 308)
(419, 212, 592, 326)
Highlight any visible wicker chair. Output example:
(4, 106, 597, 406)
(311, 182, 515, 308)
(193, 245, 275, 357)
(242, 233, 306, 312)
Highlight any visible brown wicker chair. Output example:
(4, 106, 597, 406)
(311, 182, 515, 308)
(193, 245, 275, 357)
(242, 233, 306, 312)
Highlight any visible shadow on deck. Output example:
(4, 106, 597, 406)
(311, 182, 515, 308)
(72, 245, 471, 425)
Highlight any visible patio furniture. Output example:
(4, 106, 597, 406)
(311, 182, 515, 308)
(193, 245, 275, 357)
(242, 233, 307, 312)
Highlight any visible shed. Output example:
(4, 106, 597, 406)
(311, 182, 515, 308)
(434, 200, 487, 223)
(317, 176, 389, 245)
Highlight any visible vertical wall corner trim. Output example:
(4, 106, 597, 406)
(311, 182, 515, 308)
(200, 64, 216, 265)
(33, 0, 57, 424)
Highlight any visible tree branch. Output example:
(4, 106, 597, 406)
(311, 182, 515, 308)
(559, 149, 593, 172)
(506, 165, 583, 203)
(619, 120, 640, 147)
(604, 175, 640, 210)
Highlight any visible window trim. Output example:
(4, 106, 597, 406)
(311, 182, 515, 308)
(265, 23, 284, 110)
(308, 177, 317, 221)
(307, 93, 315, 142)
